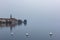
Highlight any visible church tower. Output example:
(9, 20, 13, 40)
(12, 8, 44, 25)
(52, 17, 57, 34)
(10, 14, 12, 19)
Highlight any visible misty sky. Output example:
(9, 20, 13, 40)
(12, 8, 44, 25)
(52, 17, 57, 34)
(0, 0, 60, 20)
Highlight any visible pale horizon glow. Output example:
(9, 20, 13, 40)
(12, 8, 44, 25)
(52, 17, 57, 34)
(0, 0, 60, 19)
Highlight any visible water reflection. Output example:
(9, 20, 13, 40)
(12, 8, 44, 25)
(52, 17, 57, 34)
(0, 20, 28, 40)
(49, 36, 53, 40)
(49, 33, 53, 40)
(24, 22, 27, 26)
(10, 24, 15, 36)
(0, 21, 27, 27)
(0, 23, 22, 35)
(23, 19, 27, 26)
(0, 21, 27, 36)
(0, 23, 17, 27)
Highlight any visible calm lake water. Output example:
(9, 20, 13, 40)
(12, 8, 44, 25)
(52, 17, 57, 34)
(0, 17, 60, 40)
(0, 0, 60, 40)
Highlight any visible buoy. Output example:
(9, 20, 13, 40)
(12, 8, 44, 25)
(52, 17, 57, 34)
(49, 32, 53, 36)
(26, 33, 29, 36)
(11, 32, 14, 35)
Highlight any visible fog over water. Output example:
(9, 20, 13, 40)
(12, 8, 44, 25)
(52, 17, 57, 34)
(0, 0, 60, 40)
